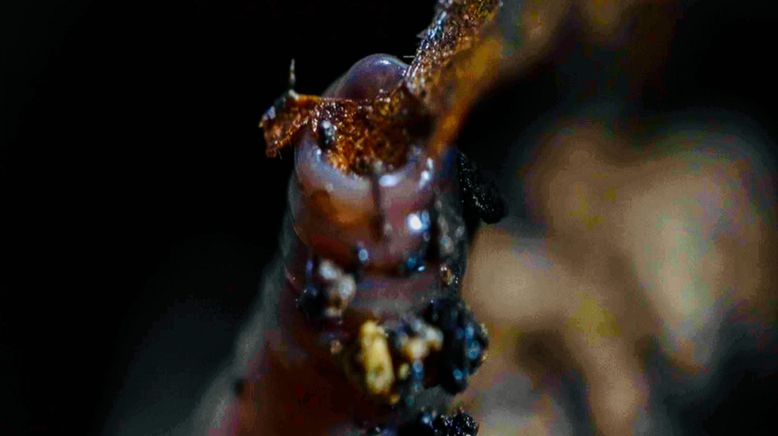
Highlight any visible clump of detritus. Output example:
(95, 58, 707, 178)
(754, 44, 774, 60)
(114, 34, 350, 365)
(353, 316, 445, 406)
(386, 316, 445, 406)
(297, 258, 489, 406)
(356, 321, 397, 399)
(423, 297, 488, 394)
(351, 296, 489, 405)
(316, 259, 357, 319)
(297, 257, 357, 321)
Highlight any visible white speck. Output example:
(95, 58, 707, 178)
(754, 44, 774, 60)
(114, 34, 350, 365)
(318, 259, 342, 282)
(407, 213, 424, 232)
(379, 173, 400, 187)
(357, 247, 369, 264)
(419, 170, 432, 188)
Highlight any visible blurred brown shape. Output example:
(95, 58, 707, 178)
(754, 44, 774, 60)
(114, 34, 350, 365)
(462, 117, 777, 434)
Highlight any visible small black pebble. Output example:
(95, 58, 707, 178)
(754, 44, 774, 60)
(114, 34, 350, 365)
(232, 378, 246, 396)
(424, 297, 488, 395)
(398, 409, 479, 435)
(296, 285, 325, 321)
(451, 410, 478, 435)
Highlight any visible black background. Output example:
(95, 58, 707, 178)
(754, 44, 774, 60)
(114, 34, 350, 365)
(3, 0, 777, 434)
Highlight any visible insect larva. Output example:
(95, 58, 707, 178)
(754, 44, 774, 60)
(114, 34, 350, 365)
(190, 1, 537, 433)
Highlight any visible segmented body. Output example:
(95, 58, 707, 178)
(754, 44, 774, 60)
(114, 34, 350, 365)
(189, 1, 545, 433)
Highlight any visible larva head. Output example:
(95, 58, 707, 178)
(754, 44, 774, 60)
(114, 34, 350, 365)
(290, 54, 447, 270)
(259, 0, 512, 271)
(324, 54, 407, 100)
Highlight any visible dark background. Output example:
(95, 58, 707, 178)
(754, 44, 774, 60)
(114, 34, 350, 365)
(2, 0, 777, 434)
